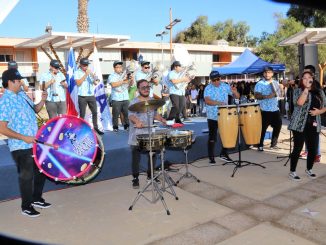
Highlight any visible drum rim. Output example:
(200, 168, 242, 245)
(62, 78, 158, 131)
(33, 114, 98, 181)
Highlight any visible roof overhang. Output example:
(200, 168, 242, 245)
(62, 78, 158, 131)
(14, 31, 130, 49)
(279, 28, 326, 46)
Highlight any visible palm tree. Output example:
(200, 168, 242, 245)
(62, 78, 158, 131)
(77, 0, 89, 33)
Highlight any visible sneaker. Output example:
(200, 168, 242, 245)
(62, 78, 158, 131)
(299, 151, 308, 159)
(209, 158, 216, 165)
(314, 155, 321, 163)
(124, 126, 129, 131)
(22, 206, 40, 217)
(94, 127, 104, 135)
(32, 200, 52, 209)
(132, 178, 139, 189)
(270, 145, 280, 150)
(257, 146, 264, 152)
(113, 128, 118, 132)
(305, 169, 317, 179)
(289, 172, 301, 181)
(219, 154, 233, 162)
(147, 176, 161, 184)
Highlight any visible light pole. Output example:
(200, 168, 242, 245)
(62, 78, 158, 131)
(165, 8, 181, 61)
(156, 31, 168, 70)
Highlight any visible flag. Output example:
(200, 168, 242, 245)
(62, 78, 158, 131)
(90, 46, 113, 131)
(66, 47, 79, 116)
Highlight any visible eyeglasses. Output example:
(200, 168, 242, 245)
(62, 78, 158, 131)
(143, 67, 150, 69)
(140, 86, 151, 90)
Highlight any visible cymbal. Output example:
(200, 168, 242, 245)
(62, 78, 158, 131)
(128, 99, 165, 112)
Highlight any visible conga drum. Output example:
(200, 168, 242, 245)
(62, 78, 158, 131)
(218, 105, 238, 148)
(239, 103, 262, 145)
(33, 114, 104, 183)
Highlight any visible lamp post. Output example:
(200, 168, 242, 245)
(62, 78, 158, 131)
(165, 8, 181, 61)
(156, 31, 168, 70)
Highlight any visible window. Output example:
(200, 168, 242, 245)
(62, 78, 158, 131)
(0, 54, 13, 62)
(212, 54, 220, 62)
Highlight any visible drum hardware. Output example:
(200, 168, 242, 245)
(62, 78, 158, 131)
(222, 103, 266, 177)
(128, 99, 171, 215)
(35, 139, 59, 150)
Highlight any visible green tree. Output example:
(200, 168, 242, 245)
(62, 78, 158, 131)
(287, 5, 326, 27)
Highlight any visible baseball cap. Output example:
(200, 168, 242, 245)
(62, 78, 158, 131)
(8, 61, 18, 69)
(113, 61, 123, 67)
(263, 66, 273, 72)
(141, 61, 150, 66)
(209, 71, 221, 79)
(2, 69, 23, 83)
(80, 58, 90, 65)
(172, 61, 181, 67)
(50, 60, 60, 68)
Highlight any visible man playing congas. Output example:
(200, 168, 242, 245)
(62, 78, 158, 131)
(0, 69, 50, 217)
(128, 79, 166, 189)
(204, 71, 240, 164)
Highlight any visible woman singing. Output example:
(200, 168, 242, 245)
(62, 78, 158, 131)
(288, 71, 326, 181)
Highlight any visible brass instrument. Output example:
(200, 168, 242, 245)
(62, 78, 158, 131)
(173, 63, 197, 91)
(115, 60, 136, 93)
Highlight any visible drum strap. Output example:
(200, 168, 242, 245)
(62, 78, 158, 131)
(23, 97, 46, 122)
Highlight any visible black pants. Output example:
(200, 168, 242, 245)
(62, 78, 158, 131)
(168, 94, 185, 123)
(207, 119, 228, 159)
(290, 123, 319, 172)
(131, 146, 156, 178)
(78, 96, 98, 129)
(259, 110, 282, 147)
(11, 149, 46, 210)
(112, 100, 129, 130)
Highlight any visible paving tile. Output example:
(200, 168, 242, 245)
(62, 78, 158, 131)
(282, 188, 322, 203)
(194, 187, 230, 202)
(265, 195, 301, 210)
(213, 212, 258, 234)
(277, 213, 326, 245)
(242, 203, 284, 222)
(149, 222, 233, 245)
(301, 182, 326, 195)
(218, 194, 257, 210)
(178, 180, 216, 194)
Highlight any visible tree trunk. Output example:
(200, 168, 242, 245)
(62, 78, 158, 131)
(77, 0, 89, 33)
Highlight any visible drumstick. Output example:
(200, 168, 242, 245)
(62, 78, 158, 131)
(35, 139, 59, 150)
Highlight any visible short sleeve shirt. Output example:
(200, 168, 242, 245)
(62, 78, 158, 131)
(254, 79, 279, 112)
(108, 72, 129, 101)
(0, 90, 38, 151)
(168, 70, 184, 96)
(204, 82, 232, 121)
(40, 71, 66, 102)
(74, 68, 95, 96)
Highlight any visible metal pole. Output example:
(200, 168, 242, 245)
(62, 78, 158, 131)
(161, 35, 164, 69)
(169, 8, 173, 61)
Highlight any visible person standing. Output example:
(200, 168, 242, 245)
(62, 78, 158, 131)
(108, 61, 130, 132)
(40, 60, 67, 119)
(128, 79, 166, 188)
(288, 71, 326, 181)
(135, 61, 160, 98)
(0, 69, 50, 217)
(204, 71, 240, 164)
(254, 66, 282, 151)
(189, 84, 198, 116)
(167, 61, 190, 124)
(74, 58, 103, 135)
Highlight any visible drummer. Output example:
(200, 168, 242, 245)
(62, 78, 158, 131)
(204, 71, 240, 164)
(128, 79, 166, 189)
(0, 69, 50, 217)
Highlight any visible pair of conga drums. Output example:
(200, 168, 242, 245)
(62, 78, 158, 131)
(33, 115, 105, 184)
(217, 103, 262, 148)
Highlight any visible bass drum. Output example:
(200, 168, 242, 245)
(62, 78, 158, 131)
(33, 115, 101, 182)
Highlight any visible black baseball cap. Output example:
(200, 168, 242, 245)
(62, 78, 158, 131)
(141, 61, 150, 66)
(263, 66, 273, 72)
(172, 61, 181, 67)
(50, 60, 60, 68)
(113, 61, 123, 67)
(2, 69, 23, 83)
(8, 61, 18, 69)
(209, 71, 221, 79)
(80, 58, 90, 65)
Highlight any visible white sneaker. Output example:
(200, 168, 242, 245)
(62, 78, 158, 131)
(305, 169, 317, 179)
(289, 172, 301, 181)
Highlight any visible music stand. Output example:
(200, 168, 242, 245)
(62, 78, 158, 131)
(223, 103, 266, 177)
(128, 100, 171, 215)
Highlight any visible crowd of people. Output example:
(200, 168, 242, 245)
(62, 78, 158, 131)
(0, 58, 326, 217)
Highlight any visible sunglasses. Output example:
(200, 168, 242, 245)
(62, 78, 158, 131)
(143, 67, 150, 69)
(140, 86, 151, 90)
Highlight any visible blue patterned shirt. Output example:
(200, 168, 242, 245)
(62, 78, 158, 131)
(108, 72, 129, 101)
(204, 82, 232, 120)
(40, 71, 66, 102)
(0, 90, 38, 151)
(168, 70, 184, 96)
(254, 79, 279, 112)
(74, 68, 95, 96)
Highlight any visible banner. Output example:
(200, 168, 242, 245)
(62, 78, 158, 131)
(66, 47, 79, 116)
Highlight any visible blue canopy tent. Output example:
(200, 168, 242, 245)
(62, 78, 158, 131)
(213, 49, 285, 75)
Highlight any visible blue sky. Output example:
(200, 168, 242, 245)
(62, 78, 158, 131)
(0, 0, 290, 42)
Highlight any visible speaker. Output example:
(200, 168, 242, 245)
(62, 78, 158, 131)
(298, 44, 319, 77)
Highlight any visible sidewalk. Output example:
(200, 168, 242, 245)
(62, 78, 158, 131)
(0, 124, 325, 245)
